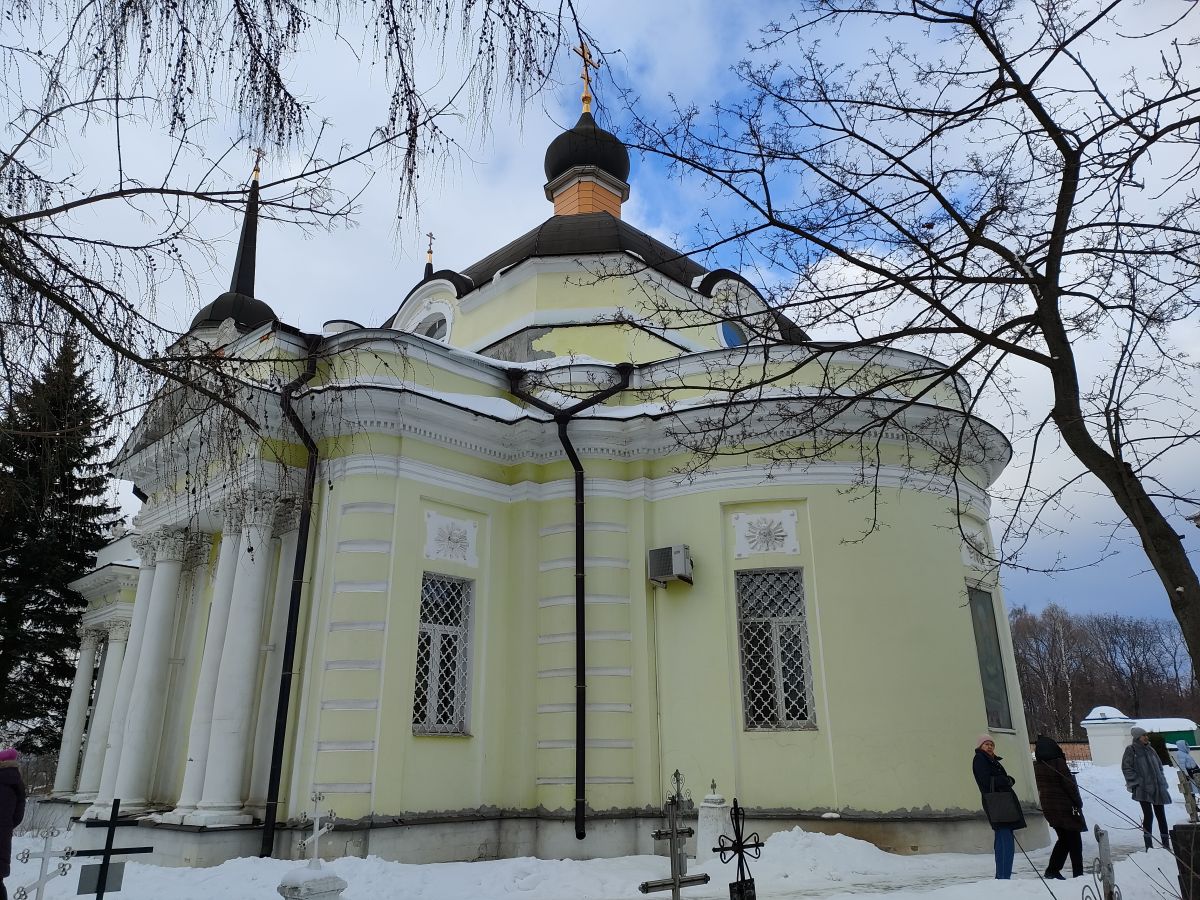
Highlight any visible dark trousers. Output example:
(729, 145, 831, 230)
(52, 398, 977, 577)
(1141, 801, 1170, 848)
(1046, 828, 1084, 877)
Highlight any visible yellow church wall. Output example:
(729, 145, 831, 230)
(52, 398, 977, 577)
(527, 324, 685, 364)
(631, 482, 1030, 821)
(236, 352, 1016, 834)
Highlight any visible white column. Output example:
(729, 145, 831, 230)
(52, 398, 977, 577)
(187, 489, 278, 825)
(75, 622, 129, 802)
(112, 529, 190, 810)
(163, 501, 244, 823)
(53, 628, 102, 796)
(244, 501, 301, 816)
(88, 536, 157, 814)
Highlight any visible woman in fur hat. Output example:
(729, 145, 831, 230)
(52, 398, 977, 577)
(1122, 727, 1172, 851)
(0, 748, 26, 900)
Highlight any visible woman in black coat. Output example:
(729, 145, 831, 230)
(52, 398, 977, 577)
(1033, 735, 1086, 879)
(973, 734, 1026, 880)
(0, 748, 26, 900)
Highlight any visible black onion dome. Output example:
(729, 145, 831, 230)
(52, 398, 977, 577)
(544, 111, 630, 183)
(190, 292, 276, 330)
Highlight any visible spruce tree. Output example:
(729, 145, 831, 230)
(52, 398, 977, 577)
(0, 335, 117, 753)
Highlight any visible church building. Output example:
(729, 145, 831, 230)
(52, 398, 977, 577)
(51, 84, 1042, 865)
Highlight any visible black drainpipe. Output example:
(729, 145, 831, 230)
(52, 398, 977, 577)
(260, 332, 321, 858)
(507, 363, 633, 840)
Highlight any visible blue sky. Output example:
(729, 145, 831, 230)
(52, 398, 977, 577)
(73, 0, 1195, 622)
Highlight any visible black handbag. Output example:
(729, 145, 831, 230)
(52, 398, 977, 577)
(982, 777, 1023, 826)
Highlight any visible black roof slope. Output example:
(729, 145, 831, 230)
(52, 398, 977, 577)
(460, 211, 708, 291)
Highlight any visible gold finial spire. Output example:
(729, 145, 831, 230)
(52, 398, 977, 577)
(252, 147, 265, 181)
(426, 231, 435, 265)
(573, 41, 599, 114)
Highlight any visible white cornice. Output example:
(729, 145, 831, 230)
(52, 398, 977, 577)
(69, 563, 140, 598)
(81, 602, 134, 630)
(320, 453, 991, 515)
(134, 459, 300, 531)
(303, 382, 1007, 483)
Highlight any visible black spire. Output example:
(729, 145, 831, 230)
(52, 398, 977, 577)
(228, 170, 259, 297)
(189, 164, 276, 331)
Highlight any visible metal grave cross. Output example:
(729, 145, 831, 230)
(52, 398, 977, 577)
(713, 799, 764, 900)
(13, 827, 73, 900)
(76, 799, 154, 899)
(297, 790, 336, 868)
(639, 771, 709, 900)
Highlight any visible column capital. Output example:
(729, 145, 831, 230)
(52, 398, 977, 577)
(184, 533, 215, 572)
(219, 495, 246, 534)
(131, 532, 157, 566)
(152, 529, 192, 562)
(78, 627, 103, 651)
(107, 619, 132, 642)
(239, 488, 280, 531)
(274, 498, 303, 536)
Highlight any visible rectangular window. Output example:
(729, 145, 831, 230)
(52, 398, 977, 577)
(967, 586, 1013, 730)
(412, 573, 473, 735)
(736, 568, 814, 729)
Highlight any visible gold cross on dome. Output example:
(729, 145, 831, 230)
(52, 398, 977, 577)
(574, 41, 600, 113)
(252, 147, 265, 181)
(426, 231, 435, 263)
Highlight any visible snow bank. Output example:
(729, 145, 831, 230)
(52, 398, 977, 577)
(9, 763, 1193, 898)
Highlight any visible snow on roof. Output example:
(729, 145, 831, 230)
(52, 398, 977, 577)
(1081, 707, 1197, 731)
(1137, 717, 1198, 733)
(1082, 706, 1132, 722)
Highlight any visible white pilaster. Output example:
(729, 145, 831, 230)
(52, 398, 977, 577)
(187, 489, 279, 825)
(53, 628, 102, 796)
(112, 529, 190, 810)
(245, 502, 301, 817)
(163, 501, 244, 823)
(88, 536, 156, 813)
(75, 621, 129, 802)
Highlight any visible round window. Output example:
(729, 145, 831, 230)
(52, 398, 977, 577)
(719, 321, 748, 347)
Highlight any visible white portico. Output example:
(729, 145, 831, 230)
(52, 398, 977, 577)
(62, 479, 303, 827)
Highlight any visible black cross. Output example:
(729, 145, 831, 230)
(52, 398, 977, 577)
(713, 799, 764, 900)
(75, 799, 154, 899)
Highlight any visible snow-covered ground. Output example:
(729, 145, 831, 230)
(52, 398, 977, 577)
(9, 764, 1193, 898)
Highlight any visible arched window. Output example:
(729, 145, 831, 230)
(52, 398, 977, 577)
(417, 313, 448, 341)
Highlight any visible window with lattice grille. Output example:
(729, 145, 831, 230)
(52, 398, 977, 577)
(412, 573, 473, 735)
(736, 568, 814, 730)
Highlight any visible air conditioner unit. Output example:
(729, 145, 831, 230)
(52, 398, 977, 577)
(647, 545, 693, 586)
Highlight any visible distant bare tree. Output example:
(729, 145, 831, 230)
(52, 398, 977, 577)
(621, 1, 1200, 659)
(1011, 604, 1086, 738)
(1012, 605, 1198, 733)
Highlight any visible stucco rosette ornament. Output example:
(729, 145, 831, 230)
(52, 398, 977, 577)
(424, 511, 478, 567)
(732, 509, 800, 559)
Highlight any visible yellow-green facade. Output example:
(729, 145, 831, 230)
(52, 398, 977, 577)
(102, 168, 1040, 861)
